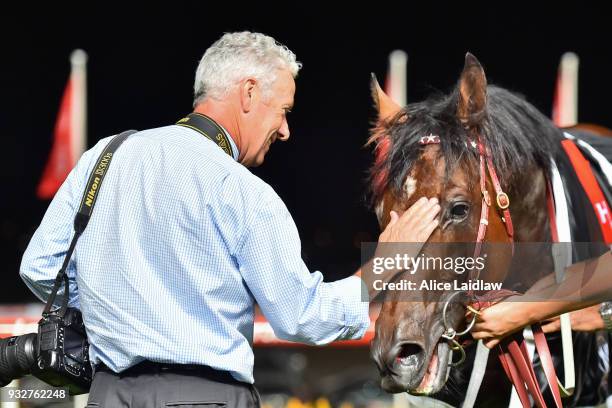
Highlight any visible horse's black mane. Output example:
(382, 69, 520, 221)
(369, 85, 563, 206)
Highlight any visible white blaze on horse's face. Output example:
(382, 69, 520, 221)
(374, 174, 419, 225)
(404, 176, 417, 200)
(375, 201, 385, 224)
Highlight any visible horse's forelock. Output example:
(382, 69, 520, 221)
(368, 86, 560, 208)
(368, 97, 460, 205)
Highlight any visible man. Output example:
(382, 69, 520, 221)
(20, 32, 440, 407)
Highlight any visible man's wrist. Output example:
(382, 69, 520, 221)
(599, 301, 612, 331)
(524, 300, 554, 326)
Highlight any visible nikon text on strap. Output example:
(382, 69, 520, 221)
(43, 130, 138, 317)
(176, 113, 235, 158)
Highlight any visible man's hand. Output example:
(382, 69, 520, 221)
(470, 301, 606, 348)
(541, 304, 604, 333)
(470, 297, 534, 348)
(356, 197, 440, 297)
(378, 197, 440, 243)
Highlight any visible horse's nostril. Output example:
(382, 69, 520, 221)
(395, 343, 424, 367)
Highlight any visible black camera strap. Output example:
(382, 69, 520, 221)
(43, 130, 138, 317)
(175, 112, 235, 158)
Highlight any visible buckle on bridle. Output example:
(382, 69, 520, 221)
(482, 190, 491, 207)
(496, 192, 510, 209)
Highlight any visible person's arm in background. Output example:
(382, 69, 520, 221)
(236, 184, 440, 345)
(539, 304, 603, 333)
(471, 251, 612, 348)
(20, 140, 106, 309)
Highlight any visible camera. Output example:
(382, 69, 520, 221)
(0, 307, 92, 395)
(0, 130, 134, 395)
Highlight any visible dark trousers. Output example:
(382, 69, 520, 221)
(86, 365, 260, 408)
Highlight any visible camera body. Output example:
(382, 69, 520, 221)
(35, 307, 92, 394)
(0, 307, 92, 394)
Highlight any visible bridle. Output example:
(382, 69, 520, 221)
(473, 135, 514, 257)
(417, 133, 564, 408)
(418, 132, 515, 257)
(418, 132, 515, 366)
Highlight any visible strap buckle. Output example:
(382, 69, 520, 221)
(496, 192, 510, 209)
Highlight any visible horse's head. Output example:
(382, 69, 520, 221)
(369, 53, 556, 395)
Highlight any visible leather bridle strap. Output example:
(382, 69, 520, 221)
(474, 138, 514, 259)
(496, 326, 562, 408)
(475, 294, 542, 408)
(472, 303, 563, 408)
(465, 133, 561, 407)
(424, 133, 560, 407)
(499, 336, 547, 408)
(419, 134, 514, 258)
(533, 324, 564, 407)
(471, 307, 546, 408)
(475, 152, 490, 259)
(484, 152, 514, 240)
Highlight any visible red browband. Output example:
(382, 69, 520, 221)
(419, 133, 441, 145)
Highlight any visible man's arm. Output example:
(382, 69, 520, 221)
(20, 145, 101, 309)
(235, 186, 439, 345)
(471, 251, 612, 347)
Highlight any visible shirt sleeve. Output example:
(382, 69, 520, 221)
(20, 141, 105, 309)
(234, 184, 370, 345)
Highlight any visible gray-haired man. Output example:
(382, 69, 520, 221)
(20, 31, 440, 406)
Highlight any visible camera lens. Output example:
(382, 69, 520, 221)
(0, 334, 38, 387)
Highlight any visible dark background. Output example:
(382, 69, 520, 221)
(1, 3, 609, 303)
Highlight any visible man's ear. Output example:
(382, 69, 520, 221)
(240, 79, 257, 113)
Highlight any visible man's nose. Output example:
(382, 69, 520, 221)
(277, 118, 290, 141)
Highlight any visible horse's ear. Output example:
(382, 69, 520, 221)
(371, 73, 402, 121)
(457, 53, 487, 127)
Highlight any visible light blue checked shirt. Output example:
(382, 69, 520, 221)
(20, 124, 369, 383)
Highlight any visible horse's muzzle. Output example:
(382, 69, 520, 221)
(379, 340, 452, 395)
(379, 341, 426, 392)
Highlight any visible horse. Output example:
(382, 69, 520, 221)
(367, 53, 612, 407)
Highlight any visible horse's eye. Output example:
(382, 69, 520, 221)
(450, 202, 470, 220)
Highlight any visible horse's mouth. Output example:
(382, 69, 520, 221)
(411, 341, 451, 395)
(383, 338, 451, 395)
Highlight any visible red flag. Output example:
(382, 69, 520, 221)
(552, 52, 579, 127)
(37, 50, 87, 199)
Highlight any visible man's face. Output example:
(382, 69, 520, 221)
(241, 69, 295, 167)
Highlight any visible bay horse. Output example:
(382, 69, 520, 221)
(368, 53, 611, 407)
